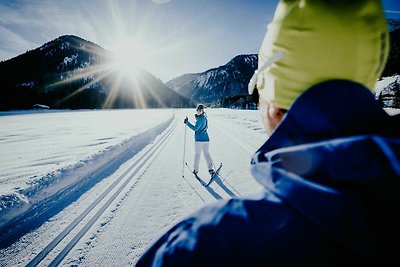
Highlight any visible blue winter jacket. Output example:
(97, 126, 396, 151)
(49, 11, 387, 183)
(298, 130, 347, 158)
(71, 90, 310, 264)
(185, 113, 210, 142)
(137, 80, 400, 266)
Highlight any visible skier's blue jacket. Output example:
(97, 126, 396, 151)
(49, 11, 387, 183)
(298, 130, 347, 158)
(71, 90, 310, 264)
(185, 113, 210, 142)
(137, 80, 400, 266)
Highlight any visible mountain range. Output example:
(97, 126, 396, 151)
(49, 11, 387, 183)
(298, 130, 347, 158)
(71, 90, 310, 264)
(0, 35, 195, 110)
(167, 55, 258, 109)
(1, 18, 399, 111)
(168, 19, 400, 109)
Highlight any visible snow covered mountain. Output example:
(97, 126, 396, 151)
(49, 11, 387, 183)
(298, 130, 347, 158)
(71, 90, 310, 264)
(375, 75, 400, 108)
(388, 18, 400, 32)
(167, 55, 258, 107)
(0, 35, 194, 110)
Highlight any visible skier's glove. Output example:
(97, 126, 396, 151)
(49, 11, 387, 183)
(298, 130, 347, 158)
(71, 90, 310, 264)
(184, 117, 188, 124)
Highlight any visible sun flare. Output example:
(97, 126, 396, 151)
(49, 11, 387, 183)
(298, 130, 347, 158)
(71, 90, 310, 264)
(110, 38, 148, 79)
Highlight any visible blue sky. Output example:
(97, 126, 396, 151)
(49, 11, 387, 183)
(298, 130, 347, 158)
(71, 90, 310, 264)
(0, 0, 399, 81)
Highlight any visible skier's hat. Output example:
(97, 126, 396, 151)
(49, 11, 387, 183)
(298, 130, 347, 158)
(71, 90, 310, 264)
(248, 0, 389, 110)
(196, 104, 205, 111)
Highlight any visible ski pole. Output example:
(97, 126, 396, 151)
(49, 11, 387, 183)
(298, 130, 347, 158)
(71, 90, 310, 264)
(182, 121, 187, 177)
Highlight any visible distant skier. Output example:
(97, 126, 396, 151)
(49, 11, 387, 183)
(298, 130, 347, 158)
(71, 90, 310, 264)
(184, 104, 215, 177)
(137, 0, 400, 266)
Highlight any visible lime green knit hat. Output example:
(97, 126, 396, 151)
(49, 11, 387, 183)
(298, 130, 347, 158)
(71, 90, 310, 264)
(250, 0, 389, 110)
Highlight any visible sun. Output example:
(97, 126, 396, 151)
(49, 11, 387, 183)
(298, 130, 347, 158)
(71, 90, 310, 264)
(110, 37, 148, 79)
(102, 36, 156, 109)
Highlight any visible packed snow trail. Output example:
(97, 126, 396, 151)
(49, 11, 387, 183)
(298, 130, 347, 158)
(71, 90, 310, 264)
(65, 110, 264, 266)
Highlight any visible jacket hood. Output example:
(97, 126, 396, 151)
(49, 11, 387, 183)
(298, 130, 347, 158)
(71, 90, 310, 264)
(251, 80, 400, 262)
(256, 0, 388, 110)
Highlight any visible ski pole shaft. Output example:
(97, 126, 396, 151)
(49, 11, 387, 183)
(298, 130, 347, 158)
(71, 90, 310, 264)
(182, 122, 187, 177)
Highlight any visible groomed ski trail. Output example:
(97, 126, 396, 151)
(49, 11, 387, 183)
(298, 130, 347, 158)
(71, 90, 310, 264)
(68, 110, 264, 266)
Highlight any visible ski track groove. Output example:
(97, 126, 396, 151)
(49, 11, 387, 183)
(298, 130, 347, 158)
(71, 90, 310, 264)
(71, 119, 212, 266)
(69, 112, 265, 266)
(23, 120, 176, 267)
(89, 125, 179, 267)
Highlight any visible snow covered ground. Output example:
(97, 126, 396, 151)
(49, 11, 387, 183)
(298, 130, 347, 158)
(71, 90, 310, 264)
(0, 109, 173, 227)
(0, 108, 266, 266)
(0, 109, 171, 196)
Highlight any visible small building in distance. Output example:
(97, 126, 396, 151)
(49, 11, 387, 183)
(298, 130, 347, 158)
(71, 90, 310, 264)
(33, 104, 50, 110)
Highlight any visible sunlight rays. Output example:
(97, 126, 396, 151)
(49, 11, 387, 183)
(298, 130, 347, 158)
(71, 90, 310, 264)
(39, 0, 195, 109)
(131, 74, 148, 108)
(52, 0, 153, 108)
(141, 77, 166, 108)
(102, 73, 123, 109)
(109, 37, 148, 77)
(55, 68, 113, 107)
(44, 64, 110, 90)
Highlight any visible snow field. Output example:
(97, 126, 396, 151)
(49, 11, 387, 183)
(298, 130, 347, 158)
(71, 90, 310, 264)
(0, 108, 267, 266)
(0, 115, 175, 266)
(0, 109, 172, 226)
(0, 109, 172, 196)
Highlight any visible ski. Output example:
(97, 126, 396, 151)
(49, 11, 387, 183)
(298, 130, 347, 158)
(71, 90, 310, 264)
(185, 162, 206, 186)
(184, 162, 222, 187)
(205, 163, 223, 187)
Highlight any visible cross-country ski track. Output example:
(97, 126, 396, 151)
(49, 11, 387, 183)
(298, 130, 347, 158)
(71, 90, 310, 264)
(0, 109, 265, 266)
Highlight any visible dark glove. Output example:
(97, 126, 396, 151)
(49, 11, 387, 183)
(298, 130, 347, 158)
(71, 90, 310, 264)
(184, 116, 188, 124)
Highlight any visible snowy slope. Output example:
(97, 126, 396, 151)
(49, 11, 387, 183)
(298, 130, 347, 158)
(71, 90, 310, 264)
(0, 109, 266, 266)
(167, 55, 258, 104)
(375, 75, 400, 108)
(374, 75, 400, 95)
